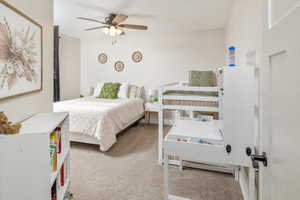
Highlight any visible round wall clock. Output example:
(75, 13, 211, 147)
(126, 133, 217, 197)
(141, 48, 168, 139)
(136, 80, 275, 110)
(98, 53, 108, 64)
(132, 51, 143, 63)
(114, 61, 125, 72)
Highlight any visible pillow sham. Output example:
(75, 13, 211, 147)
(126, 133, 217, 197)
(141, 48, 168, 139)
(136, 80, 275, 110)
(99, 82, 121, 99)
(93, 83, 104, 97)
(118, 82, 130, 98)
(128, 85, 143, 98)
(128, 85, 138, 98)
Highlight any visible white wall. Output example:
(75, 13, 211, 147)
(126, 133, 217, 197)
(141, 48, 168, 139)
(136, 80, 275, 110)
(80, 29, 226, 95)
(0, 0, 53, 122)
(59, 34, 81, 100)
(226, 0, 263, 68)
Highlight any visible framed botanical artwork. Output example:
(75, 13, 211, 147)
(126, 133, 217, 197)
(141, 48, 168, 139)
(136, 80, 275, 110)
(114, 61, 125, 72)
(132, 51, 143, 63)
(0, 0, 43, 100)
(98, 53, 107, 64)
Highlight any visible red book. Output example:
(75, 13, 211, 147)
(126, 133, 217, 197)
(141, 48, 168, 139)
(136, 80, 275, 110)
(60, 164, 65, 186)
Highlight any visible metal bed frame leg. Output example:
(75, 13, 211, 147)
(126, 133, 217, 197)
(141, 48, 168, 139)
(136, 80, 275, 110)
(158, 88, 164, 165)
(179, 158, 183, 171)
(248, 167, 257, 200)
(164, 153, 170, 200)
(158, 109, 164, 165)
(234, 167, 239, 181)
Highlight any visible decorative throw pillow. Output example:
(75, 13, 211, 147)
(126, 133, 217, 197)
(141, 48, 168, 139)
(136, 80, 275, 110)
(189, 71, 218, 96)
(99, 82, 121, 99)
(189, 71, 214, 87)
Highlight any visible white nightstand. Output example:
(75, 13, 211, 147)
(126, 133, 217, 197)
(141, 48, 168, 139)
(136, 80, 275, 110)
(145, 102, 160, 124)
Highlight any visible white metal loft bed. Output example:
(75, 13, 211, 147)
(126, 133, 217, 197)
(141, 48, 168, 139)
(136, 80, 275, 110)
(160, 67, 257, 200)
(158, 69, 223, 165)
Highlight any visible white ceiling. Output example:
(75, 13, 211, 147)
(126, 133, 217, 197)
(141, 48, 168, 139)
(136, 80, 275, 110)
(54, 0, 233, 39)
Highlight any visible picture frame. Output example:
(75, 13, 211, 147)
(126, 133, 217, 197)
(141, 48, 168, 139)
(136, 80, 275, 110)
(98, 53, 107, 64)
(132, 51, 143, 63)
(0, 0, 43, 101)
(114, 61, 125, 72)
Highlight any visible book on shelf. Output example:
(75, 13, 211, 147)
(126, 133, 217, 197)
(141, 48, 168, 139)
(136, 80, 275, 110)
(50, 144, 57, 172)
(51, 180, 57, 200)
(56, 127, 62, 153)
(50, 127, 63, 172)
(60, 163, 65, 186)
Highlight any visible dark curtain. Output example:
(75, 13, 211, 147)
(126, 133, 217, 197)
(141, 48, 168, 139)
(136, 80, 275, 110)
(53, 26, 60, 102)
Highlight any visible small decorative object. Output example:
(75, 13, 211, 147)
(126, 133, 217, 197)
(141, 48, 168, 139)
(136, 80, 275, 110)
(148, 88, 158, 102)
(228, 46, 236, 67)
(0, 1, 43, 100)
(114, 61, 125, 72)
(132, 51, 143, 63)
(0, 111, 21, 134)
(98, 53, 108, 64)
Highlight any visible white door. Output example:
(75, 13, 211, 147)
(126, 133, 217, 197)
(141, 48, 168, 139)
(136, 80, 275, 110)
(260, 1, 300, 200)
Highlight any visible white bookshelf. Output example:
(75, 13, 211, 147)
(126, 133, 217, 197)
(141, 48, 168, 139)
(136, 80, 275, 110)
(0, 112, 70, 200)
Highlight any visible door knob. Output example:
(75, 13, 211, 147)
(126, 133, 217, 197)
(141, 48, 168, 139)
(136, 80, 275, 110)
(251, 152, 268, 169)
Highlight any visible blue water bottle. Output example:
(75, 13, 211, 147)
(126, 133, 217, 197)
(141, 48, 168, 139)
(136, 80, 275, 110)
(228, 46, 236, 67)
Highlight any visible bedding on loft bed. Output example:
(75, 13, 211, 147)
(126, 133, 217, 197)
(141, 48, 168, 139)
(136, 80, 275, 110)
(53, 96, 144, 151)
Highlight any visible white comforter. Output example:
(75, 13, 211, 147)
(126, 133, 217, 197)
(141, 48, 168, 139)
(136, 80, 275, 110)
(53, 97, 144, 151)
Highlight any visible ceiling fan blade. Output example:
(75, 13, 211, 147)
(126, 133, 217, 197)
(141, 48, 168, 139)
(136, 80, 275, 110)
(112, 14, 128, 25)
(85, 26, 110, 31)
(77, 17, 106, 24)
(118, 24, 148, 30)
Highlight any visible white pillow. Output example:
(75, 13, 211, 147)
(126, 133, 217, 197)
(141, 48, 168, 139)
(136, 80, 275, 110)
(136, 86, 143, 98)
(93, 83, 104, 97)
(128, 85, 143, 98)
(128, 85, 138, 98)
(118, 82, 130, 98)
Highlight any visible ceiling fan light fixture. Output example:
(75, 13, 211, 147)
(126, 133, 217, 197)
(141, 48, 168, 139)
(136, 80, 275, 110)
(102, 27, 110, 35)
(102, 26, 123, 37)
(109, 26, 117, 36)
(78, 14, 147, 37)
(116, 28, 123, 35)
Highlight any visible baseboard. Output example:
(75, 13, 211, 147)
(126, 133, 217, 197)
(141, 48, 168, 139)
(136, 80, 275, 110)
(183, 161, 234, 174)
(140, 118, 174, 126)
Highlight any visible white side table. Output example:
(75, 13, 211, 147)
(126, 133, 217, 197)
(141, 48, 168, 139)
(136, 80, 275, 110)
(145, 102, 160, 124)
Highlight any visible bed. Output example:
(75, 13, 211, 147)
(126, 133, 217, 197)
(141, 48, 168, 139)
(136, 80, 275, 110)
(163, 67, 257, 200)
(160, 70, 222, 120)
(157, 69, 223, 165)
(53, 96, 144, 151)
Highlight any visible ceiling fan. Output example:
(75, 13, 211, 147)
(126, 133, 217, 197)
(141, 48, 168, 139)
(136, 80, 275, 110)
(77, 14, 148, 37)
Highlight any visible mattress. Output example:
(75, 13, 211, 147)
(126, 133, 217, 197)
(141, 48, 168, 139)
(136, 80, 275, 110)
(163, 92, 219, 119)
(53, 97, 144, 151)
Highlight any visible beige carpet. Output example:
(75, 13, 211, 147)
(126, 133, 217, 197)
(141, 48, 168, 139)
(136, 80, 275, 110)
(70, 125, 243, 200)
